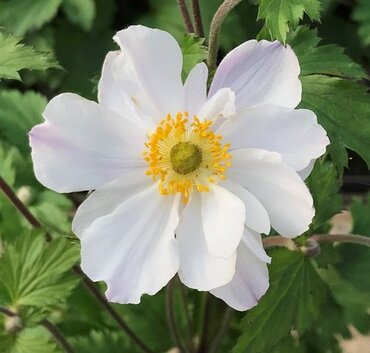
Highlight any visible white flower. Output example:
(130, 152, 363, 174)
(29, 25, 329, 311)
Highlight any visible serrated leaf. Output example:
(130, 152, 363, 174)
(62, 0, 96, 31)
(0, 0, 62, 36)
(300, 75, 370, 172)
(353, 0, 370, 47)
(306, 160, 343, 231)
(0, 232, 79, 310)
(0, 90, 46, 154)
(0, 33, 60, 81)
(180, 34, 208, 81)
(232, 250, 327, 353)
(1, 327, 60, 353)
(257, 0, 321, 42)
(288, 26, 365, 79)
(71, 331, 138, 353)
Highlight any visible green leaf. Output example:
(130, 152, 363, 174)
(180, 34, 208, 81)
(300, 75, 370, 172)
(0, 0, 62, 36)
(257, 0, 321, 42)
(353, 0, 370, 47)
(306, 160, 343, 231)
(232, 250, 327, 353)
(0, 327, 60, 353)
(62, 0, 96, 31)
(71, 331, 139, 353)
(288, 26, 365, 79)
(0, 33, 60, 81)
(0, 232, 79, 310)
(0, 90, 46, 154)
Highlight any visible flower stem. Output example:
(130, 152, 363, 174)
(197, 293, 211, 353)
(0, 176, 155, 353)
(208, 307, 232, 353)
(166, 279, 188, 353)
(207, 0, 242, 71)
(310, 234, 370, 247)
(263, 234, 370, 250)
(0, 305, 17, 317)
(191, 0, 204, 37)
(177, 0, 195, 33)
(179, 283, 195, 353)
(40, 319, 76, 353)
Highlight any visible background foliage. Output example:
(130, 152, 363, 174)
(0, 0, 369, 352)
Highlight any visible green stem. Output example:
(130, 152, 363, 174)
(166, 280, 188, 353)
(207, 0, 242, 71)
(197, 293, 211, 353)
(177, 0, 195, 33)
(40, 319, 76, 353)
(191, 0, 204, 37)
(208, 307, 232, 353)
(310, 234, 370, 247)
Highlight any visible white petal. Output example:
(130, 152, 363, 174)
(72, 170, 150, 235)
(29, 93, 146, 193)
(221, 180, 270, 234)
(98, 51, 154, 129)
(210, 237, 269, 311)
(298, 159, 316, 180)
(202, 184, 245, 258)
(197, 88, 235, 122)
(244, 227, 271, 263)
(218, 105, 329, 171)
(209, 40, 301, 111)
(114, 25, 184, 121)
(184, 63, 208, 117)
(78, 184, 180, 304)
(228, 148, 315, 237)
(177, 193, 236, 291)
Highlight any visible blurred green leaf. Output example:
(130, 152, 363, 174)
(0, 232, 79, 310)
(62, 0, 96, 32)
(232, 250, 327, 353)
(180, 34, 207, 80)
(71, 330, 138, 353)
(353, 0, 370, 47)
(257, 0, 321, 42)
(288, 26, 365, 79)
(0, 33, 59, 81)
(0, 0, 62, 36)
(306, 160, 343, 231)
(0, 326, 60, 353)
(0, 90, 46, 155)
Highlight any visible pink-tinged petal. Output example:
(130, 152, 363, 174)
(209, 40, 301, 111)
(184, 62, 208, 118)
(221, 180, 270, 234)
(202, 184, 245, 258)
(114, 25, 184, 121)
(98, 51, 154, 129)
(298, 159, 316, 180)
(218, 104, 329, 172)
(228, 148, 315, 237)
(210, 237, 269, 311)
(78, 183, 180, 304)
(29, 93, 146, 193)
(177, 193, 236, 291)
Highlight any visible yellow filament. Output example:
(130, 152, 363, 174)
(144, 112, 232, 203)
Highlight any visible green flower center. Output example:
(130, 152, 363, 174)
(170, 141, 203, 175)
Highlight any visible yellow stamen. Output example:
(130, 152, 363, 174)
(143, 112, 232, 203)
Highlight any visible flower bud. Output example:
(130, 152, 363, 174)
(4, 316, 22, 334)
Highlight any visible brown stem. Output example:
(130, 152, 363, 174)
(262, 236, 298, 250)
(0, 176, 154, 353)
(40, 319, 76, 353)
(0, 305, 17, 317)
(207, 0, 242, 71)
(166, 280, 188, 353)
(191, 0, 204, 37)
(310, 234, 370, 247)
(177, 0, 195, 33)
